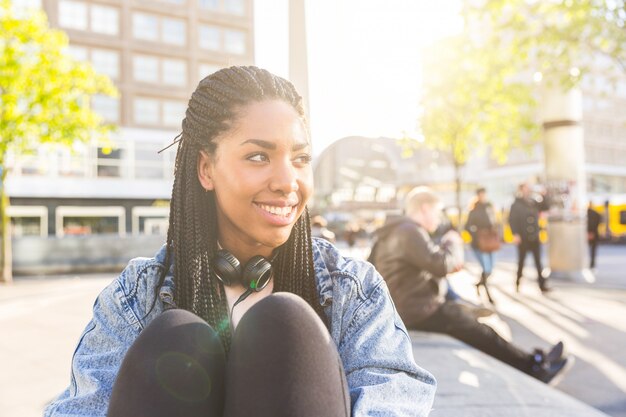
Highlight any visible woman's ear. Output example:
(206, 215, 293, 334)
(197, 150, 215, 191)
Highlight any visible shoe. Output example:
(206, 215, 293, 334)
(546, 341, 564, 363)
(515, 276, 521, 292)
(531, 355, 574, 386)
(540, 284, 552, 293)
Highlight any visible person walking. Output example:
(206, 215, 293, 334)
(465, 187, 500, 304)
(44, 66, 435, 417)
(508, 182, 551, 292)
(587, 202, 602, 269)
(369, 186, 572, 385)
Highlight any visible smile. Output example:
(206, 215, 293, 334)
(256, 204, 296, 217)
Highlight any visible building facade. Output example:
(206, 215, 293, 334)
(7, 0, 255, 239)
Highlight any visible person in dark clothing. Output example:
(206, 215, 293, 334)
(508, 182, 551, 292)
(369, 186, 572, 384)
(465, 187, 499, 304)
(587, 202, 602, 269)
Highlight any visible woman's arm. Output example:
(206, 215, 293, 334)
(338, 271, 437, 416)
(43, 266, 143, 417)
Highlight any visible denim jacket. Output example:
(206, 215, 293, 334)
(44, 238, 436, 416)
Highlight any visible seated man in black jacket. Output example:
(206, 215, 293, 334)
(369, 186, 571, 384)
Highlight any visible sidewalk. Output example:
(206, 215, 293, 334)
(1, 245, 625, 417)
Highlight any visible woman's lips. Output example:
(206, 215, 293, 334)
(254, 203, 298, 226)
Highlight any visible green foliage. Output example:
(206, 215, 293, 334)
(0, 0, 117, 159)
(414, 29, 539, 168)
(468, 0, 626, 87)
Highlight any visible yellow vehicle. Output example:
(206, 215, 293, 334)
(590, 195, 626, 242)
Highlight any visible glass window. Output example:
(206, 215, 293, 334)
(198, 0, 218, 10)
(162, 59, 187, 86)
(91, 49, 119, 79)
(162, 18, 186, 45)
(10, 217, 42, 237)
(58, 0, 88, 30)
(224, 0, 245, 15)
(134, 97, 160, 125)
(97, 146, 123, 177)
(198, 63, 221, 80)
(224, 29, 246, 54)
(91, 5, 119, 35)
(66, 45, 88, 61)
(133, 55, 159, 83)
(133, 12, 159, 41)
(134, 144, 165, 179)
(162, 100, 186, 127)
(199, 25, 221, 50)
(92, 95, 119, 123)
(63, 216, 119, 235)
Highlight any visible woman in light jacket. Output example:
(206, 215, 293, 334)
(44, 66, 436, 417)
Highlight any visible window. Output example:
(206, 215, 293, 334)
(134, 98, 160, 125)
(162, 100, 186, 127)
(224, 29, 246, 54)
(66, 45, 88, 61)
(133, 12, 159, 41)
(198, 0, 218, 10)
(97, 146, 123, 177)
(224, 0, 245, 15)
(162, 18, 186, 46)
(91, 49, 119, 79)
(132, 207, 170, 235)
(91, 5, 119, 35)
(199, 63, 221, 80)
(162, 59, 187, 86)
(56, 206, 125, 237)
(199, 25, 221, 50)
(92, 95, 119, 123)
(58, 0, 87, 30)
(133, 55, 159, 83)
(134, 143, 165, 179)
(7, 206, 48, 237)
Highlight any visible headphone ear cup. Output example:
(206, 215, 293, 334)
(242, 255, 273, 292)
(212, 249, 242, 286)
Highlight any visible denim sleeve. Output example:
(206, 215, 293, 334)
(43, 266, 143, 417)
(339, 276, 437, 416)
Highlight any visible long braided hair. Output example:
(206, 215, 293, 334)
(157, 66, 324, 352)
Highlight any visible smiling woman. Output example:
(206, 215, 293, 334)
(43, 66, 436, 417)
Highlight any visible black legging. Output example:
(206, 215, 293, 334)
(107, 293, 350, 417)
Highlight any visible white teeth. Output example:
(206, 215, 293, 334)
(258, 204, 293, 217)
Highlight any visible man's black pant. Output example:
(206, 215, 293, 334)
(589, 237, 598, 268)
(516, 239, 546, 288)
(415, 301, 532, 373)
(107, 293, 350, 417)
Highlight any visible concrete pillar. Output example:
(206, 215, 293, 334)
(541, 86, 594, 282)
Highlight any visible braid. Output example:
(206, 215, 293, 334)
(157, 66, 322, 353)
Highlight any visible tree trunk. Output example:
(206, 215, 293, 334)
(0, 166, 12, 283)
(454, 161, 462, 221)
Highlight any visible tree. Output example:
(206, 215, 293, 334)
(0, 0, 117, 282)
(406, 30, 538, 215)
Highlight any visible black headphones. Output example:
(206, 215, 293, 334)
(212, 249, 273, 293)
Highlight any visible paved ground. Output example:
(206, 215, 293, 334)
(0, 243, 624, 417)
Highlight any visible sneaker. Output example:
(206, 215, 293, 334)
(545, 341, 564, 363)
(530, 355, 575, 385)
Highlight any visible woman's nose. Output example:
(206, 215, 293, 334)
(269, 160, 299, 194)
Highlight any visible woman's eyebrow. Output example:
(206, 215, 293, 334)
(241, 139, 309, 151)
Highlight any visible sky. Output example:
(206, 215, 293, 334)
(254, 0, 463, 155)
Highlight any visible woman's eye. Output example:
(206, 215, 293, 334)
(294, 154, 312, 165)
(247, 153, 269, 162)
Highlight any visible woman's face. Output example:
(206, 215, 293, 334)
(197, 99, 313, 260)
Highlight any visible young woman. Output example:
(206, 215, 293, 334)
(44, 66, 436, 417)
(465, 187, 500, 304)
